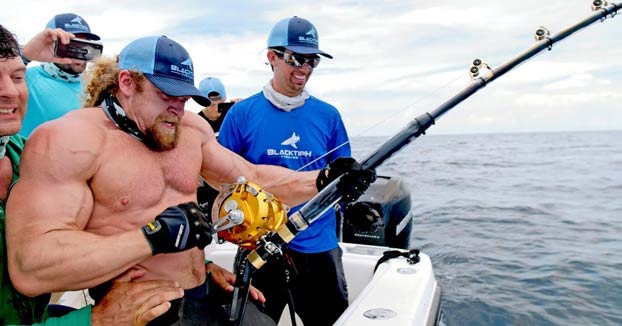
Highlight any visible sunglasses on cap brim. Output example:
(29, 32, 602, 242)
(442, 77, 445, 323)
(272, 49, 321, 69)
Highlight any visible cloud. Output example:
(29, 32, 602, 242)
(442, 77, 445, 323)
(543, 73, 612, 90)
(4, 0, 620, 135)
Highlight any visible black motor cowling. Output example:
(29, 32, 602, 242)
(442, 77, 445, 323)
(338, 175, 412, 249)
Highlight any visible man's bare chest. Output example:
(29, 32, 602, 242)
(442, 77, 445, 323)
(90, 144, 202, 210)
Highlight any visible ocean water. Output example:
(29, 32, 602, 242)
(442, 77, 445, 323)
(350, 130, 622, 326)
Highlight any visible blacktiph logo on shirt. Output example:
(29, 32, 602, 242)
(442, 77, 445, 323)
(266, 132, 312, 159)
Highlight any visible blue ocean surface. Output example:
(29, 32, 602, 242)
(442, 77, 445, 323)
(350, 130, 622, 326)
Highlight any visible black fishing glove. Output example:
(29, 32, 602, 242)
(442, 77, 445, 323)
(142, 202, 213, 255)
(316, 157, 377, 203)
(197, 182, 220, 214)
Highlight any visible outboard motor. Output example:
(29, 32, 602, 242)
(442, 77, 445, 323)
(338, 175, 412, 249)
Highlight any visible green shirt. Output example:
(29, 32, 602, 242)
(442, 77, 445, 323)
(0, 135, 91, 325)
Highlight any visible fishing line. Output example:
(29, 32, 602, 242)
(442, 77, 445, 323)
(296, 0, 621, 223)
(251, 39, 474, 193)
(223, 3, 622, 324)
(250, 0, 622, 262)
(224, 2, 621, 201)
(257, 70, 471, 193)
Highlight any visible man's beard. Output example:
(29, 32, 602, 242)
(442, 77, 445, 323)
(143, 116, 181, 151)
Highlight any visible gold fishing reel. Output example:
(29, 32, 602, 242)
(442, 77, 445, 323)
(211, 176, 289, 249)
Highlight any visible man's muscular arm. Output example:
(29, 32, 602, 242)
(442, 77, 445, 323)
(196, 123, 318, 207)
(197, 122, 374, 208)
(5, 120, 153, 296)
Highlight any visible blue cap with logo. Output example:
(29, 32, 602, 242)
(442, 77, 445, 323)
(198, 77, 227, 100)
(118, 35, 211, 107)
(46, 13, 100, 41)
(267, 16, 332, 59)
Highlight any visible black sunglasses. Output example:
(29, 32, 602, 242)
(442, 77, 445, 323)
(272, 49, 321, 69)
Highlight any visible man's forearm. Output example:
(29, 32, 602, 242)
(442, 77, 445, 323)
(9, 229, 151, 297)
(255, 166, 318, 207)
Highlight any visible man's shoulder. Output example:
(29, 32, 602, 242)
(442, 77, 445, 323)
(30, 108, 107, 146)
(233, 92, 265, 108)
(306, 96, 340, 113)
(226, 92, 272, 120)
(25, 64, 44, 73)
(20, 109, 107, 177)
(184, 110, 215, 139)
(25, 65, 75, 92)
(25, 65, 45, 82)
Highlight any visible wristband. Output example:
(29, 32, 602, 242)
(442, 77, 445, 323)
(18, 46, 31, 66)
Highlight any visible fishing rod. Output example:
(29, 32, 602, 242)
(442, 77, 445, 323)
(220, 1, 621, 323)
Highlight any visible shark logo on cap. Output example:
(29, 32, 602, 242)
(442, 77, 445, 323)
(70, 17, 84, 25)
(64, 16, 89, 33)
(181, 58, 193, 69)
(299, 27, 318, 46)
(171, 58, 194, 80)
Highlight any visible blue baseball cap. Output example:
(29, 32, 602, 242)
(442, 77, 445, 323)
(46, 13, 100, 41)
(267, 16, 332, 59)
(118, 36, 211, 107)
(198, 77, 226, 100)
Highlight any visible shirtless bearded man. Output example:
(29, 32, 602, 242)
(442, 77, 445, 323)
(5, 35, 374, 325)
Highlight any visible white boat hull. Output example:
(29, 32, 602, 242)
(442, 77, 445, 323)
(205, 242, 441, 326)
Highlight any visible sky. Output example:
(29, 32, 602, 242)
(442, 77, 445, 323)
(2, 0, 621, 136)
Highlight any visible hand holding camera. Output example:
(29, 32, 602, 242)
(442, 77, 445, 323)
(20, 28, 76, 64)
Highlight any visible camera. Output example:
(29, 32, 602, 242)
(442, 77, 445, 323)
(217, 102, 234, 113)
(54, 38, 103, 61)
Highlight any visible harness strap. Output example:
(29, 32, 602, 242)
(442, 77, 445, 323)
(373, 248, 420, 273)
(281, 252, 298, 326)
